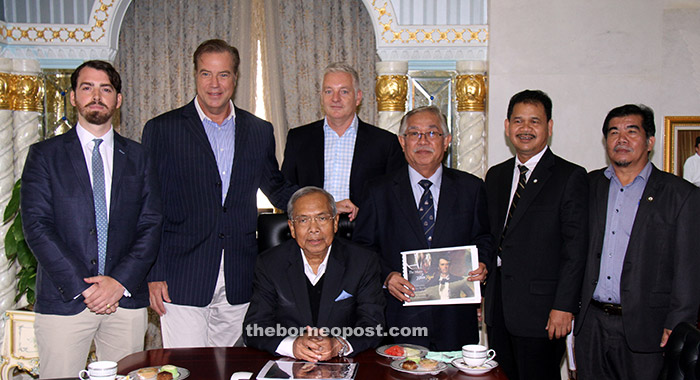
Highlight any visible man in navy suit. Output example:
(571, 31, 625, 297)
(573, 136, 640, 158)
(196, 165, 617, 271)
(142, 39, 299, 348)
(484, 90, 588, 380)
(281, 63, 404, 208)
(353, 105, 492, 351)
(575, 104, 700, 380)
(21, 60, 162, 378)
(243, 187, 384, 361)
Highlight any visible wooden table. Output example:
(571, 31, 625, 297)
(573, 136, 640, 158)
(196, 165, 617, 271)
(117, 347, 508, 380)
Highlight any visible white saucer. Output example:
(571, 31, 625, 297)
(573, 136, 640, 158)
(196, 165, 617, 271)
(451, 358, 498, 375)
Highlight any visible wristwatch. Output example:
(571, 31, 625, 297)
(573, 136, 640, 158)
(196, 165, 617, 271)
(335, 336, 350, 357)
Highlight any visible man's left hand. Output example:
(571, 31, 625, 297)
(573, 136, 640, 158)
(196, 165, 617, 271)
(468, 262, 488, 282)
(83, 276, 125, 315)
(545, 309, 573, 339)
(660, 328, 672, 347)
(335, 199, 359, 221)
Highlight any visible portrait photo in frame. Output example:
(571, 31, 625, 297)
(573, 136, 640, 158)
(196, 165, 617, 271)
(401, 246, 481, 306)
(663, 116, 700, 176)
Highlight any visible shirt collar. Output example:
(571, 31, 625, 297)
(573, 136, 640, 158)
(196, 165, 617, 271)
(516, 145, 548, 172)
(323, 115, 358, 137)
(194, 96, 235, 124)
(408, 164, 443, 189)
(300, 245, 332, 284)
(76, 122, 114, 148)
(604, 160, 653, 184)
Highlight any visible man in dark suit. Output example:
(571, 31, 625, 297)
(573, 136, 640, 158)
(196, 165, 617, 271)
(574, 104, 700, 380)
(142, 39, 298, 348)
(422, 257, 474, 300)
(353, 105, 492, 351)
(21, 60, 162, 378)
(243, 187, 384, 361)
(483, 90, 588, 380)
(281, 62, 404, 208)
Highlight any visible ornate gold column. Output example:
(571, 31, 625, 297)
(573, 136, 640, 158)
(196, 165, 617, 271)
(454, 61, 487, 177)
(11, 60, 43, 180)
(0, 58, 16, 317)
(375, 61, 408, 135)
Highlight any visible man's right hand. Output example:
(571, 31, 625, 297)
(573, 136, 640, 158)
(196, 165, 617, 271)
(148, 281, 171, 316)
(385, 271, 415, 302)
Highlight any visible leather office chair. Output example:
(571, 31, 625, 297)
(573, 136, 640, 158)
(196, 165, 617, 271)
(658, 322, 700, 380)
(256, 213, 354, 253)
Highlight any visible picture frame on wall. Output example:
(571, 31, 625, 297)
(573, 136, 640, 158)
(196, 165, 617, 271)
(663, 116, 700, 176)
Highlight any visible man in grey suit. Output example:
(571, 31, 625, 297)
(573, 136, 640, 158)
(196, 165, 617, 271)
(575, 104, 700, 380)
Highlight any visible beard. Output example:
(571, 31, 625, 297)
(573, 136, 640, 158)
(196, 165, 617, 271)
(78, 102, 115, 125)
(612, 160, 631, 167)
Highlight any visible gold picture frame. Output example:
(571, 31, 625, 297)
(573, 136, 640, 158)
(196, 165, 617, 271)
(663, 116, 700, 175)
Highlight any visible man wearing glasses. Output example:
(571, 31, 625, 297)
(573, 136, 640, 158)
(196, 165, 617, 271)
(353, 105, 492, 350)
(243, 187, 385, 361)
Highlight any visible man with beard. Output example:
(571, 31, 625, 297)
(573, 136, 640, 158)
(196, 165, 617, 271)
(574, 104, 700, 380)
(21, 60, 162, 378)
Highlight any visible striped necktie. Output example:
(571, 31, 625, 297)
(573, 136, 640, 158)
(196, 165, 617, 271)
(92, 139, 108, 275)
(418, 179, 435, 247)
(498, 165, 528, 252)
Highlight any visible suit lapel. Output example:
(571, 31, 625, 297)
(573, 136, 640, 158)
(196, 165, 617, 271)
(432, 167, 456, 246)
(392, 168, 427, 246)
(349, 120, 368, 190)
(310, 122, 325, 185)
(183, 101, 219, 172)
(625, 166, 659, 261)
(506, 149, 554, 232)
(64, 128, 92, 201)
(317, 243, 345, 327)
(110, 133, 128, 216)
(286, 247, 313, 326)
(495, 159, 515, 231)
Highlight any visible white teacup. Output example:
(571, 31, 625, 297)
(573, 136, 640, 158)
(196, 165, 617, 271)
(78, 361, 118, 380)
(462, 344, 496, 367)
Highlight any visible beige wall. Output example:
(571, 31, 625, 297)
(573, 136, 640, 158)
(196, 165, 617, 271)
(488, 0, 700, 172)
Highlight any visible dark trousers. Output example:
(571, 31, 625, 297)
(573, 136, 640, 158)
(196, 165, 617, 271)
(487, 270, 565, 380)
(575, 304, 664, 380)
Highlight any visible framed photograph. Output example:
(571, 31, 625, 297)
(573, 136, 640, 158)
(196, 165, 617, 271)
(257, 360, 358, 379)
(401, 245, 481, 306)
(663, 116, 700, 176)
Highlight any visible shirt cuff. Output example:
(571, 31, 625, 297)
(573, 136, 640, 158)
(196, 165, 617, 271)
(275, 336, 297, 358)
(336, 336, 354, 356)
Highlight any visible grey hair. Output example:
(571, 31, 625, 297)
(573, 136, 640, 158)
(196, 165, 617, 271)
(398, 105, 449, 136)
(322, 62, 361, 94)
(287, 186, 337, 220)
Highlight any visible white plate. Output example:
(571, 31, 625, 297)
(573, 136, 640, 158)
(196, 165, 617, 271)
(375, 344, 429, 359)
(390, 359, 447, 376)
(127, 366, 190, 380)
(451, 358, 498, 375)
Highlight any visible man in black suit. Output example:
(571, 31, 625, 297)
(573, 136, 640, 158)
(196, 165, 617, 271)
(21, 61, 162, 377)
(574, 104, 700, 380)
(143, 39, 298, 348)
(281, 62, 404, 208)
(353, 105, 492, 351)
(243, 187, 384, 361)
(422, 257, 474, 300)
(483, 90, 588, 380)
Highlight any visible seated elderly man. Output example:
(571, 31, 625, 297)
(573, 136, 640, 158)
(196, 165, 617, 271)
(243, 186, 385, 361)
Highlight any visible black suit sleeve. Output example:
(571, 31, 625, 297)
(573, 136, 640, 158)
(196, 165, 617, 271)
(280, 129, 298, 185)
(243, 255, 286, 353)
(344, 251, 386, 353)
(352, 185, 393, 282)
(260, 124, 298, 211)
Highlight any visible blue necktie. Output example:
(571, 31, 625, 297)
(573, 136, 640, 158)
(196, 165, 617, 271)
(92, 139, 108, 275)
(418, 179, 435, 247)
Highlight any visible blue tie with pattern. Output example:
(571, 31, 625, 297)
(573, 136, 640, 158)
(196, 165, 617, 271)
(418, 179, 435, 247)
(92, 139, 108, 275)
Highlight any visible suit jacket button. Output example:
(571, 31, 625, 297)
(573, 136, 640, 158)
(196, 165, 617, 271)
(216, 181, 222, 187)
(89, 228, 96, 235)
(223, 207, 227, 213)
(593, 280, 598, 285)
(91, 259, 97, 265)
(218, 233, 225, 239)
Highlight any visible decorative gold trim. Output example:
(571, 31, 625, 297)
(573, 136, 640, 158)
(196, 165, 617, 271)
(0, 0, 114, 43)
(0, 72, 11, 110)
(376, 74, 408, 112)
(369, 0, 488, 45)
(455, 74, 486, 112)
(663, 116, 700, 173)
(10, 74, 44, 112)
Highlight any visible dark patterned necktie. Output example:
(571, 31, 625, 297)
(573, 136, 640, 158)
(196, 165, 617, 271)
(498, 165, 528, 252)
(418, 179, 435, 247)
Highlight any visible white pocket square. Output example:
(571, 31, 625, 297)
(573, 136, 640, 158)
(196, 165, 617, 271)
(335, 290, 353, 302)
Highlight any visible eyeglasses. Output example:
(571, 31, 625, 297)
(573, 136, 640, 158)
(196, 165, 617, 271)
(403, 131, 444, 141)
(292, 214, 334, 226)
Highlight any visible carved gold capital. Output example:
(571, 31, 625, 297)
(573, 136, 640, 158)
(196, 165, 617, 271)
(11, 74, 44, 112)
(0, 73, 11, 110)
(456, 74, 486, 112)
(375, 75, 408, 112)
